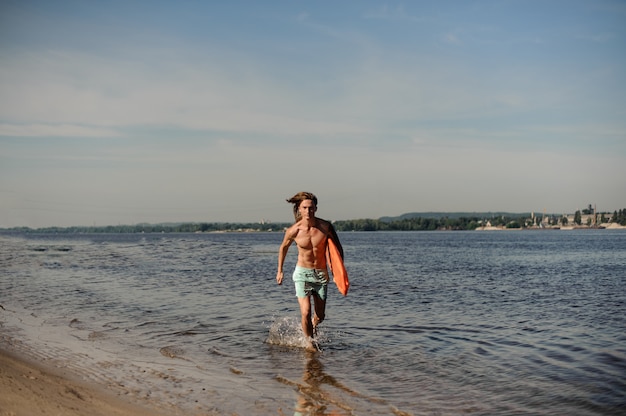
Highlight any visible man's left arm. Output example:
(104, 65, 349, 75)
(328, 223, 344, 259)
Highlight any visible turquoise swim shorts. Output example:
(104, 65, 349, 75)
(292, 266, 329, 300)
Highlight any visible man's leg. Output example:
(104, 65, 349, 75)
(297, 296, 313, 338)
(312, 295, 326, 335)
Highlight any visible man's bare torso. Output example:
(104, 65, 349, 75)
(291, 219, 330, 269)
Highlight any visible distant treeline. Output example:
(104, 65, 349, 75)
(335, 217, 483, 231)
(3, 208, 625, 234)
(335, 208, 626, 231)
(2, 222, 287, 234)
(336, 214, 535, 231)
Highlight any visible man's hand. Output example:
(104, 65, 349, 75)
(276, 271, 284, 285)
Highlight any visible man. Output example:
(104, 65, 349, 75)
(276, 192, 344, 350)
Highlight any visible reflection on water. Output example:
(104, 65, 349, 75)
(278, 351, 406, 416)
(279, 352, 348, 416)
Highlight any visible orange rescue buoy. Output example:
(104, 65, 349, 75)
(326, 238, 349, 296)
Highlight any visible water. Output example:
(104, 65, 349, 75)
(1, 230, 625, 415)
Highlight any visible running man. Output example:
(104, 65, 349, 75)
(276, 192, 344, 349)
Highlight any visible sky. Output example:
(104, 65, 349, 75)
(1, 0, 625, 228)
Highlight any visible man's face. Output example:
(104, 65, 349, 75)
(299, 199, 317, 220)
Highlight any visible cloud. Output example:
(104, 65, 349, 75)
(362, 4, 425, 23)
(576, 32, 615, 43)
(2, 40, 621, 159)
(443, 33, 461, 45)
(0, 123, 121, 138)
(0, 48, 377, 140)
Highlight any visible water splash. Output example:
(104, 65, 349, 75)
(266, 316, 315, 349)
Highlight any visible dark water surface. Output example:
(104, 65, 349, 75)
(1, 230, 625, 415)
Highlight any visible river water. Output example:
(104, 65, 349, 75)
(1, 230, 625, 415)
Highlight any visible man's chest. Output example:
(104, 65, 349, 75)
(295, 228, 326, 249)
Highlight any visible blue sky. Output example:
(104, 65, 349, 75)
(1, 0, 625, 227)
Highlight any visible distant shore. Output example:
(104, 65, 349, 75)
(3, 222, 625, 234)
(475, 223, 626, 231)
(2, 210, 625, 233)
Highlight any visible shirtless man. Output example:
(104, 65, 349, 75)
(276, 192, 344, 349)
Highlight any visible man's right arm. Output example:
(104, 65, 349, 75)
(276, 227, 297, 285)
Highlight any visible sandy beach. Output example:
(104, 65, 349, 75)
(0, 347, 170, 416)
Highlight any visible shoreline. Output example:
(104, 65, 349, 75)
(0, 301, 259, 416)
(0, 345, 176, 416)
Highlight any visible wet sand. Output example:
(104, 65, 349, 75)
(0, 347, 173, 416)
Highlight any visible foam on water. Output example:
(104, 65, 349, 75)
(265, 316, 326, 350)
